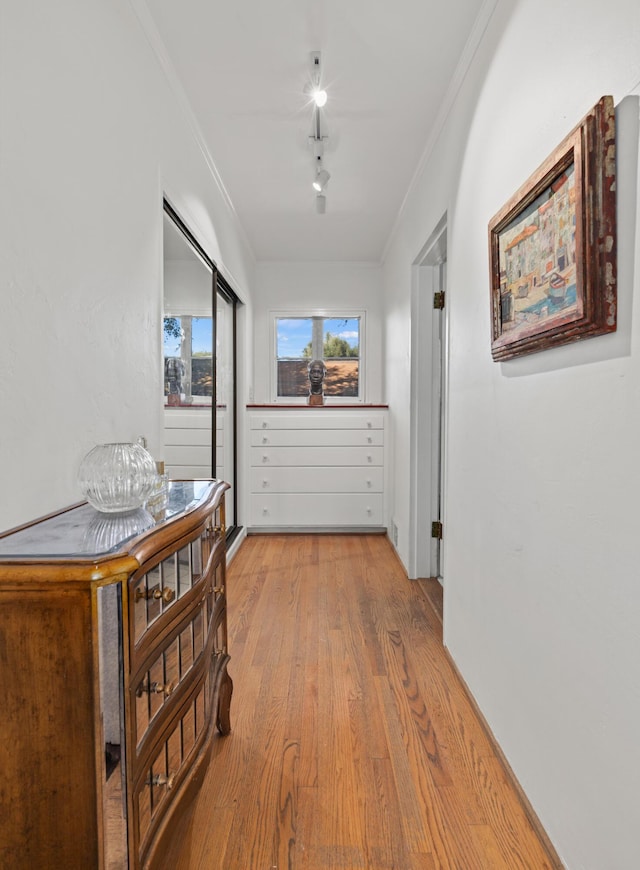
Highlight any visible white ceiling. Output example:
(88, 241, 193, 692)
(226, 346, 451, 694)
(143, 0, 487, 263)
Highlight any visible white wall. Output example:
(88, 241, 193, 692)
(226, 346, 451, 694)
(252, 261, 383, 404)
(0, 0, 254, 531)
(383, 0, 640, 867)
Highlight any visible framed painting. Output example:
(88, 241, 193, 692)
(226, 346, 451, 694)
(489, 95, 617, 361)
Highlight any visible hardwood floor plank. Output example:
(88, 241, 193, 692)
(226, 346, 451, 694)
(174, 534, 562, 869)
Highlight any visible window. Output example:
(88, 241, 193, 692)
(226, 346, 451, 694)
(275, 314, 363, 401)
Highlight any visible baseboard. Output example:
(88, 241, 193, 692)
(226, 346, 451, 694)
(443, 647, 565, 870)
(246, 526, 387, 535)
(226, 526, 247, 563)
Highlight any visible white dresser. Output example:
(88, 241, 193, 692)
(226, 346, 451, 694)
(248, 408, 387, 531)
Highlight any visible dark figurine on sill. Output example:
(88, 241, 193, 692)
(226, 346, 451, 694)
(307, 358, 326, 405)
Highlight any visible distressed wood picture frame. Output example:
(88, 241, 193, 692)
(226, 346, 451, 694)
(489, 96, 617, 361)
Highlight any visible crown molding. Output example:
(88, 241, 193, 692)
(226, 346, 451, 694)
(381, 0, 499, 264)
(130, 0, 256, 264)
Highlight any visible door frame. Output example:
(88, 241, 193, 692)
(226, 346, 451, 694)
(408, 215, 448, 580)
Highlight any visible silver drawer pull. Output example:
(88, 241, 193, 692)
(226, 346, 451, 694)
(262, 421, 267, 428)
(262, 455, 269, 463)
(366, 479, 372, 487)
(367, 455, 372, 463)
(262, 436, 268, 444)
(367, 421, 372, 428)
(262, 479, 269, 487)
(367, 436, 372, 443)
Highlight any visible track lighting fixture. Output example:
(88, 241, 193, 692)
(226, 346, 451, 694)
(312, 168, 330, 192)
(307, 51, 331, 212)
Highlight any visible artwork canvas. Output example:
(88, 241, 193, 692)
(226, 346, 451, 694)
(489, 96, 616, 361)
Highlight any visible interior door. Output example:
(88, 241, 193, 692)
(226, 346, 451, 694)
(409, 218, 447, 581)
(431, 259, 446, 581)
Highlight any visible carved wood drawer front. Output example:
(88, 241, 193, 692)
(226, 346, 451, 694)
(131, 532, 206, 647)
(133, 595, 208, 750)
(135, 680, 207, 856)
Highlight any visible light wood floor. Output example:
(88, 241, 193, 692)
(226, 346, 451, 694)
(175, 534, 561, 869)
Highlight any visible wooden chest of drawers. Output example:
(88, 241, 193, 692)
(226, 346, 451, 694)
(0, 479, 231, 869)
(248, 410, 387, 530)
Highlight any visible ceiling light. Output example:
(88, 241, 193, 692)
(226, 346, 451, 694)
(313, 88, 328, 108)
(316, 194, 326, 214)
(312, 168, 330, 192)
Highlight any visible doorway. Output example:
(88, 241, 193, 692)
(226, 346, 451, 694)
(409, 216, 448, 585)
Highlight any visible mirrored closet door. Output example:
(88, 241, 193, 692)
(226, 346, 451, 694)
(162, 204, 215, 479)
(162, 201, 240, 536)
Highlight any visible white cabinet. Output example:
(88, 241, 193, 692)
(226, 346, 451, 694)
(164, 409, 224, 479)
(248, 410, 387, 531)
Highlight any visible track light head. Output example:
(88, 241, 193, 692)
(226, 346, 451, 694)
(316, 194, 327, 214)
(312, 88, 327, 108)
(312, 168, 330, 192)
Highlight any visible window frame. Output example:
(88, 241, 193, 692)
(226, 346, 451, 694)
(271, 309, 366, 404)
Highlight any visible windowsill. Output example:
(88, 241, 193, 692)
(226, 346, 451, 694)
(246, 403, 388, 409)
(164, 403, 227, 409)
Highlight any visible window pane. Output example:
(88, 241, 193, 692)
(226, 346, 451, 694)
(324, 360, 359, 396)
(277, 318, 312, 398)
(322, 317, 359, 397)
(277, 360, 309, 397)
(277, 318, 312, 359)
(163, 316, 183, 358)
(322, 318, 360, 357)
(191, 316, 212, 399)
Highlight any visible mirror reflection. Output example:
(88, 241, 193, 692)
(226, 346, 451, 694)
(163, 210, 214, 478)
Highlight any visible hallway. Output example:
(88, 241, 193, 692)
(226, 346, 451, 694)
(174, 534, 561, 869)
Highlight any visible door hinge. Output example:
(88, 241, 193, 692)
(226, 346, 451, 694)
(433, 291, 445, 310)
(431, 521, 443, 540)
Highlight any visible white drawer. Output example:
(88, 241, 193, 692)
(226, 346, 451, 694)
(164, 427, 222, 447)
(166, 444, 213, 465)
(251, 429, 383, 447)
(250, 414, 384, 431)
(165, 409, 213, 429)
(166, 463, 213, 479)
(250, 446, 383, 467)
(251, 466, 383, 493)
(165, 445, 221, 479)
(250, 493, 384, 527)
